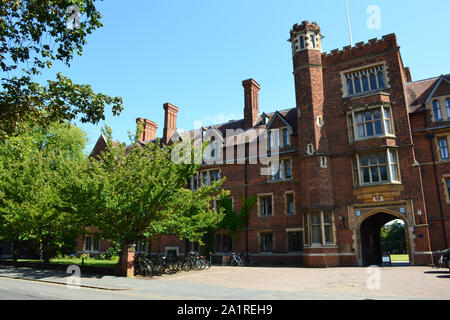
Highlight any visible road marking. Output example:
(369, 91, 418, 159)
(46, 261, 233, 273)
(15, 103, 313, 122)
(39, 292, 57, 298)
(0, 287, 8, 290)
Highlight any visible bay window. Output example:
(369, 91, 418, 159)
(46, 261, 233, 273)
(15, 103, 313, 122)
(347, 105, 394, 142)
(353, 149, 400, 186)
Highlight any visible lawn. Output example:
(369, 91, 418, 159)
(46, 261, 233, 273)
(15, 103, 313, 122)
(390, 254, 409, 262)
(11, 257, 119, 269)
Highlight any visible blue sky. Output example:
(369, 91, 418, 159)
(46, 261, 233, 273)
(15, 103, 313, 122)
(39, 0, 450, 152)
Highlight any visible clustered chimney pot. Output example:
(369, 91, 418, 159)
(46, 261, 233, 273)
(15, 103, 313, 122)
(136, 118, 158, 142)
(163, 103, 179, 144)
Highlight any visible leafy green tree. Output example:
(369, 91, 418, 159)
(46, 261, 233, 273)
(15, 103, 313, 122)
(85, 127, 228, 272)
(204, 194, 257, 257)
(0, 0, 123, 137)
(381, 221, 406, 254)
(0, 122, 88, 262)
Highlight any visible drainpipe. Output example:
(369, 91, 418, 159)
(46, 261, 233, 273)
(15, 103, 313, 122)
(244, 146, 249, 254)
(426, 132, 448, 248)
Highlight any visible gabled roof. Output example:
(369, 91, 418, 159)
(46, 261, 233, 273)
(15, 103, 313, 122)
(406, 74, 450, 113)
(89, 107, 298, 156)
(424, 75, 450, 105)
(89, 134, 121, 158)
(264, 110, 294, 132)
(179, 107, 297, 142)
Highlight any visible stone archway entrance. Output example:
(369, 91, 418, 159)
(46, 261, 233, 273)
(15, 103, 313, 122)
(359, 212, 409, 266)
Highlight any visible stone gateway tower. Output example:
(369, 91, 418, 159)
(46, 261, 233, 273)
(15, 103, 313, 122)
(290, 21, 434, 267)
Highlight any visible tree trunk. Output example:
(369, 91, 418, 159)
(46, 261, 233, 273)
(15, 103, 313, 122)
(42, 239, 51, 264)
(114, 244, 125, 275)
(12, 240, 20, 262)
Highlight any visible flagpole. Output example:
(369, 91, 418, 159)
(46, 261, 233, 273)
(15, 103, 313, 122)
(345, 0, 353, 46)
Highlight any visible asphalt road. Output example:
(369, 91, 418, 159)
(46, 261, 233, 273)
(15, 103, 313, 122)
(0, 277, 146, 300)
(0, 265, 449, 300)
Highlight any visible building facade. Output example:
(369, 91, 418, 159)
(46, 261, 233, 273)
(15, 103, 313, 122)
(78, 21, 450, 267)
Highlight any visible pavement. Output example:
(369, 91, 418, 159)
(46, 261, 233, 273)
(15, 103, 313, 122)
(0, 266, 134, 291)
(0, 264, 449, 300)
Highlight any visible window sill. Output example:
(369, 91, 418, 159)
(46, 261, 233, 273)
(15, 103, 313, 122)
(350, 134, 396, 143)
(354, 181, 402, 188)
(344, 89, 391, 100)
(304, 244, 338, 249)
(268, 178, 293, 183)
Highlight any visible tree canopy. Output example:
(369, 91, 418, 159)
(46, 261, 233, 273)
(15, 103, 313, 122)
(85, 127, 228, 248)
(0, 122, 88, 261)
(0, 0, 123, 137)
(381, 221, 406, 254)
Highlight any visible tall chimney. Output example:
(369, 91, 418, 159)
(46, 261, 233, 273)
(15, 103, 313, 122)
(163, 103, 179, 144)
(136, 118, 158, 142)
(242, 79, 260, 130)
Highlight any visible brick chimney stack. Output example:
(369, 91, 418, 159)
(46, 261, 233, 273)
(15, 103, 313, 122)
(136, 118, 158, 142)
(163, 103, 179, 144)
(242, 79, 260, 130)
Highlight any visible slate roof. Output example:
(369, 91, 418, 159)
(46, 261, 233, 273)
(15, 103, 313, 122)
(406, 74, 450, 113)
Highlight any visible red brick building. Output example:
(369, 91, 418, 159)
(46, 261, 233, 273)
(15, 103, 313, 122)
(79, 21, 450, 267)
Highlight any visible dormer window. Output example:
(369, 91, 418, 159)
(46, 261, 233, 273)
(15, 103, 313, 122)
(343, 64, 387, 97)
(261, 114, 268, 125)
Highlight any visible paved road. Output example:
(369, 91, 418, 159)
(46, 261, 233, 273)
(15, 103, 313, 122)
(0, 277, 149, 300)
(0, 265, 449, 300)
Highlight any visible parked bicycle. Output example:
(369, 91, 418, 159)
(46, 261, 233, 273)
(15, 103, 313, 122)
(134, 252, 210, 277)
(230, 253, 244, 267)
(435, 249, 450, 270)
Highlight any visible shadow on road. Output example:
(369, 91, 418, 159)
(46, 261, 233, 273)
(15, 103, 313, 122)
(0, 266, 108, 280)
(424, 270, 449, 275)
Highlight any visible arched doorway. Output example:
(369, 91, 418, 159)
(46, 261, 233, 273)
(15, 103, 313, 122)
(359, 212, 410, 266)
